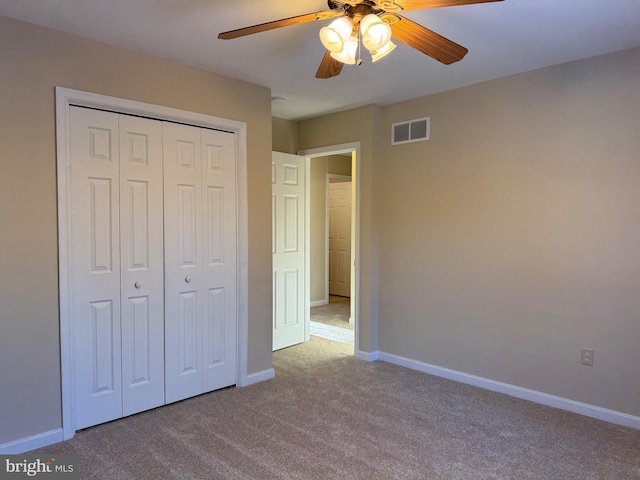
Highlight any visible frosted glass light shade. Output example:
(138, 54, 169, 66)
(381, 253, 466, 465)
(330, 35, 358, 64)
(371, 40, 397, 62)
(360, 14, 392, 52)
(319, 17, 353, 53)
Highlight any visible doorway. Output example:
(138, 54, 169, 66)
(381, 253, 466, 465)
(301, 144, 360, 354)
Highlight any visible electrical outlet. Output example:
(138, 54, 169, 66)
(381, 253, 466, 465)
(581, 348, 594, 366)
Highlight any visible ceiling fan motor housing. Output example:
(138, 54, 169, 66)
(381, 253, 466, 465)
(346, 2, 384, 26)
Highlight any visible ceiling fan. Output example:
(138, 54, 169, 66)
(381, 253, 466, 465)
(218, 0, 503, 79)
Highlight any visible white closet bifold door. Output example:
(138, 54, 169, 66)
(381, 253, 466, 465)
(69, 107, 166, 429)
(119, 114, 165, 416)
(69, 107, 123, 429)
(68, 105, 237, 427)
(163, 122, 205, 403)
(200, 128, 237, 393)
(163, 122, 237, 404)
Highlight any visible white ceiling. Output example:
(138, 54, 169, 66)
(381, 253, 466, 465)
(1, 0, 640, 120)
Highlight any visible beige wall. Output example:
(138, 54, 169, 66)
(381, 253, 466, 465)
(327, 155, 353, 177)
(298, 105, 382, 353)
(378, 47, 640, 417)
(272, 117, 298, 154)
(310, 157, 329, 303)
(310, 156, 352, 303)
(287, 47, 640, 418)
(0, 16, 273, 445)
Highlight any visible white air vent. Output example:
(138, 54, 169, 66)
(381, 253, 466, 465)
(391, 117, 430, 145)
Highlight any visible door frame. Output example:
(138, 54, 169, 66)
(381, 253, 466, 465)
(56, 87, 249, 440)
(299, 143, 360, 354)
(326, 174, 352, 306)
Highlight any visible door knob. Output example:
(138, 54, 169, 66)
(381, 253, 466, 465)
(134, 281, 142, 289)
(185, 275, 192, 283)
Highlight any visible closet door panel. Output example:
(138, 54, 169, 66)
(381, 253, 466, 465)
(69, 107, 123, 429)
(68, 106, 240, 430)
(201, 129, 237, 391)
(119, 115, 165, 416)
(163, 122, 204, 403)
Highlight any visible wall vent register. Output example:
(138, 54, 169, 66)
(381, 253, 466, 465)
(392, 117, 430, 145)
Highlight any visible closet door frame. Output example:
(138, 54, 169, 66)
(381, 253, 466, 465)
(56, 87, 249, 441)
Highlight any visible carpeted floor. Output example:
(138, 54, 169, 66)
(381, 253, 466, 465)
(310, 296, 353, 331)
(34, 337, 640, 479)
(310, 295, 354, 344)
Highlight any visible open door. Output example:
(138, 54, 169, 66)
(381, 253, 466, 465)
(272, 152, 306, 350)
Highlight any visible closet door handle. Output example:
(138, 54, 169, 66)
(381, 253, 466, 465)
(134, 281, 142, 289)
(185, 276, 192, 284)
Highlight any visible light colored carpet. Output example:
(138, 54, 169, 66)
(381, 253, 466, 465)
(33, 337, 640, 479)
(310, 296, 353, 331)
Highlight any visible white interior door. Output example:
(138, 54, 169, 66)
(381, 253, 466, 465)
(163, 123, 204, 403)
(328, 181, 352, 297)
(200, 128, 237, 392)
(119, 114, 165, 416)
(70, 107, 123, 429)
(164, 123, 237, 403)
(272, 152, 306, 351)
(70, 108, 166, 428)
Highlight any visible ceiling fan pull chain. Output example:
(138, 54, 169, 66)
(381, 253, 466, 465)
(357, 31, 363, 65)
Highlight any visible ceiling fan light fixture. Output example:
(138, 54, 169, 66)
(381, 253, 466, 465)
(330, 35, 359, 65)
(360, 14, 392, 52)
(319, 17, 353, 53)
(371, 40, 397, 62)
(220, 0, 501, 79)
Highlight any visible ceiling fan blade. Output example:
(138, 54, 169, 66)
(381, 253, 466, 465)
(392, 0, 503, 12)
(316, 51, 344, 79)
(218, 10, 340, 40)
(391, 15, 468, 64)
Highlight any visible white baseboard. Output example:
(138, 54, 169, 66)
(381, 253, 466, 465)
(0, 429, 64, 454)
(356, 350, 380, 362)
(239, 368, 275, 387)
(378, 351, 640, 430)
(310, 299, 328, 307)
